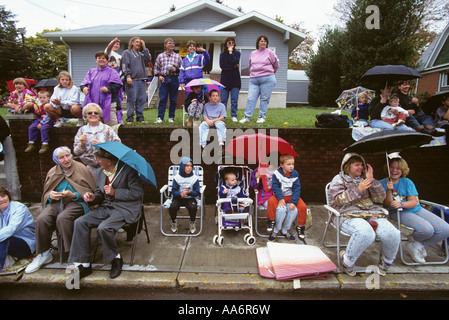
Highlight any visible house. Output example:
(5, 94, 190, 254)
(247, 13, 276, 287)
(286, 70, 309, 104)
(416, 22, 449, 95)
(42, 0, 306, 109)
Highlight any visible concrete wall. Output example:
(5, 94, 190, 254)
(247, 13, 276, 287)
(8, 115, 449, 205)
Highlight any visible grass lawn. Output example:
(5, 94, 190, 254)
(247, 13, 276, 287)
(0, 106, 350, 128)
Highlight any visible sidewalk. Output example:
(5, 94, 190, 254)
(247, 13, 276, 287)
(2, 203, 449, 293)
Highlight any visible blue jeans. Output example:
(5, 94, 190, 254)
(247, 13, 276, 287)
(244, 74, 276, 119)
(199, 121, 226, 147)
(389, 208, 449, 247)
(341, 217, 400, 265)
(273, 204, 298, 235)
(126, 79, 146, 122)
(405, 113, 434, 129)
(370, 119, 415, 131)
(0, 236, 32, 271)
(158, 77, 179, 120)
(221, 87, 240, 118)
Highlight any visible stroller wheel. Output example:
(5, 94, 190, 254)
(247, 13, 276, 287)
(245, 234, 256, 246)
(213, 235, 224, 247)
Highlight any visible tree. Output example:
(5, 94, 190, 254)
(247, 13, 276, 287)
(288, 22, 315, 70)
(340, 0, 428, 88)
(25, 29, 68, 80)
(305, 28, 345, 107)
(0, 5, 32, 96)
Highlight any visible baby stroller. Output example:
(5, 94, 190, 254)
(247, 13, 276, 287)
(213, 164, 256, 246)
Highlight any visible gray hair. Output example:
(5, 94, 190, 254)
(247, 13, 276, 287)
(82, 103, 103, 118)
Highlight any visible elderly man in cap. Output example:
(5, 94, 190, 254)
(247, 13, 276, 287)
(68, 148, 144, 279)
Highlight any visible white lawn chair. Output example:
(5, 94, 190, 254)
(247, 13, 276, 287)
(159, 165, 205, 236)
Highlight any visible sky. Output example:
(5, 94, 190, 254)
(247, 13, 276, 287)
(3, 0, 340, 41)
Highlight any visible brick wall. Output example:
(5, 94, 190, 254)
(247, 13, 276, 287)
(8, 116, 449, 205)
(417, 72, 440, 96)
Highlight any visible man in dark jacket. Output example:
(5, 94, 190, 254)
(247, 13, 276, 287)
(68, 148, 144, 279)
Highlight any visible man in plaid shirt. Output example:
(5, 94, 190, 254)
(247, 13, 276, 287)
(154, 38, 182, 123)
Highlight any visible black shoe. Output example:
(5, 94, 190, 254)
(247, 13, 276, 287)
(78, 264, 92, 279)
(430, 129, 445, 137)
(70, 264, 92, 285)
(296, 225, 306, 240)
(110, 257, 123, 279)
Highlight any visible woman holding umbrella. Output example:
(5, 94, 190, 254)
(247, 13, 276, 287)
(329, 153, 400, 276)
(380, 153, 449, 264)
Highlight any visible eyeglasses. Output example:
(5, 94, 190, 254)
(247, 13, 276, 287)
(87, 112, 99, 115)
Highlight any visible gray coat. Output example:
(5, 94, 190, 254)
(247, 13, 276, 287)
(92, 162, 144, 224)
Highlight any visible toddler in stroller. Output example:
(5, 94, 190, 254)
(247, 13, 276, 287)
(213, 165, 256, 246)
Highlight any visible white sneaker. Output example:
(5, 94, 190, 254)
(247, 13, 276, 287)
(154, 118, 163, 124)
(407, 241, 426, 263)
(239, 117, 250, 124)
(171, 220, 178, 233)
(25, 252, 53, 273)
(3, 255, 17, 269)
(219, 141, 225, 146)
(189, 221, 196, 234)
(256, 117, 265, 123)
(168, 118, 174, 123)
(231, 117, 238, 122)
(54, 118, 66, 128)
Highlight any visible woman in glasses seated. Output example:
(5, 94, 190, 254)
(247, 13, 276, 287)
(73, 103, 121, 179)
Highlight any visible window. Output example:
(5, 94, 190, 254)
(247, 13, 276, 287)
(440, 71, 449, 90)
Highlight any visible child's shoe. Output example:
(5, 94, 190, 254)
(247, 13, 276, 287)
(25, 143, 36, 153)
(266, 219, 274, 232)
(282, 232, 296, 241)
(170, 220, 178, 233)
(189, 221, 196, 234)
(296, 225, 306, 240)
(54, 118, 66, 128)
(39, 143, 50, 154)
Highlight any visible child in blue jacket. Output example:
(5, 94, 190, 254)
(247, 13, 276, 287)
(169, 157, 200, 234)
(267, 154, 301, 241)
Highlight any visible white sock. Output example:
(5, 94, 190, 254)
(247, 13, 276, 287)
(74, 262, 91, 268)
(343, 253, 355, 267)
(115, 253, 121, 259)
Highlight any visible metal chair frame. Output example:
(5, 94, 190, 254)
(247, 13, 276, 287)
(159, 165, 205, 237)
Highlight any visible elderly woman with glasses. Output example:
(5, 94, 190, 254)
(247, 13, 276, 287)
(74, 103, 121, 178)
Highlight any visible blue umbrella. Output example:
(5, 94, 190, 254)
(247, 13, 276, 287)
(93, 141, 157, 187)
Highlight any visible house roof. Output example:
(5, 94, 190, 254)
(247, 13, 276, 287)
(209, 11, 306, 52)
(132, 0, 243, 30)
(417, 22, 449, 73)
(42, 0, 304, 51)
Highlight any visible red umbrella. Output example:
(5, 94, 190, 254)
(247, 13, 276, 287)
(224, 133, 298, 164)
(6, 78, 37, 91)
